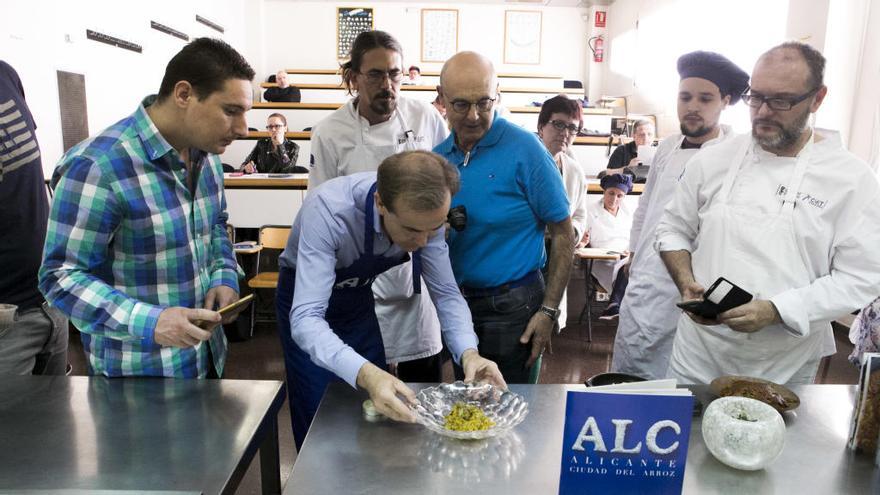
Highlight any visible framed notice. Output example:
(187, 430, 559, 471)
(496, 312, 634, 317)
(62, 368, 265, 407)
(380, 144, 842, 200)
(504, 10, 542, 65)
(421, 9, 458, 63)
(337, 7, 374, 59)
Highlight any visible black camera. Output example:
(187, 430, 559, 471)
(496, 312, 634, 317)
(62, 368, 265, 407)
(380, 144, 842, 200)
(447, 205, 467, 232)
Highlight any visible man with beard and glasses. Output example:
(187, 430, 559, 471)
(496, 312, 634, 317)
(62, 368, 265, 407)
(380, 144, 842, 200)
(307, 30, 448, 384)
(655, 42, 880, 385)
(611, 51, 748, 380)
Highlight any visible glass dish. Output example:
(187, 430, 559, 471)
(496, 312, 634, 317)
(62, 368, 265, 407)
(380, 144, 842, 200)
(413, 381, 529, 440)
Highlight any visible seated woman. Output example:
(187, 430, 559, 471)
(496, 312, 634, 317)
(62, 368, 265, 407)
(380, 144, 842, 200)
(537, 95, 588, 331)
(579, 174, 634, 319)
(241, 113, 306, 174)
(605, 119, 655, 172)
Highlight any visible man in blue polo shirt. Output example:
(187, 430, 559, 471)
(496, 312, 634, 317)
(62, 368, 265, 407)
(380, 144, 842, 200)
(434, 52, 574, 383)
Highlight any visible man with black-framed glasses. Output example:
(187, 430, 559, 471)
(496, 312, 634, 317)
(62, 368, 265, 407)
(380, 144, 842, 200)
(308, 30, 449, 386)
(435, 51, 574, 384)
(656, 41, 880, 386)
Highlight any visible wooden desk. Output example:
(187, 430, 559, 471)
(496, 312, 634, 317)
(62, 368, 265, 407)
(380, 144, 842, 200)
(575, 247, 623, 341)
(224, 174, 307, 228)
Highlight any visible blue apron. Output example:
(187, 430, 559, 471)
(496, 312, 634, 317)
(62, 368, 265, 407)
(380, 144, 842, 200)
(276, 182, 421, 450)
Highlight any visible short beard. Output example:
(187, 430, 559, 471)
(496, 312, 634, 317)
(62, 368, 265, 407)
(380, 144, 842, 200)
(752, 107, 810, 151)
(369, 92, 396, 117)
(680, 122, 713, 138)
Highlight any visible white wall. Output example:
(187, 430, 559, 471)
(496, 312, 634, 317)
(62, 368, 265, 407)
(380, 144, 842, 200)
(2, 0, 251, 177)
(259, 1, 589, 82)
(596, 0, 791, 137)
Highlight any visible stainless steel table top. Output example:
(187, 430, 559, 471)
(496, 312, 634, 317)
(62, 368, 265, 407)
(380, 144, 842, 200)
(286, 383, 879, 494)
(0, 376, 284, 494)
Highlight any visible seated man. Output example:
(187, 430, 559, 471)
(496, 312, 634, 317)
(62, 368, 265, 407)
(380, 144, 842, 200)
(403, 65, 421, 85)
(579, 174, 634, 319)
(264, 70, 301, 103)
(241, 113, 306, 174)
(606, 119, 655, 171)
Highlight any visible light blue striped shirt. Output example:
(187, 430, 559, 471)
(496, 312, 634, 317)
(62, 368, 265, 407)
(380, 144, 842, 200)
(279, 172, 478, 386)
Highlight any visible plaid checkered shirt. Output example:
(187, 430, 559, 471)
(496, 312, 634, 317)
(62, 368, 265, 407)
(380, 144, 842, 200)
(39, 95, 239, 378)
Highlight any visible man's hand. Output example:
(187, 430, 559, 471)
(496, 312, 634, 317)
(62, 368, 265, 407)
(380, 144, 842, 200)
(680, 281, 717, 325)
(718, 300, 781, 333)
(356, 362, 418, 423)
(520, 312, 554, 368)
(154, 307, 220, 347)
(242, 162, 256, 174)
(460, 349, 507, 389)
(204, 285, 241, 325)
(577, 229, 590, 248)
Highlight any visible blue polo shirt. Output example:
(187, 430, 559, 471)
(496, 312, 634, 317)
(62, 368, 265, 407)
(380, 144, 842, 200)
(434, 115, 570, 288)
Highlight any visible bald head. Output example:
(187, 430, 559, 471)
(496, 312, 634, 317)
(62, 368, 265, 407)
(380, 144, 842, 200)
(440, 51, 497, 88)
(438, 52, 500, 151)
(757, 42, 825, 93)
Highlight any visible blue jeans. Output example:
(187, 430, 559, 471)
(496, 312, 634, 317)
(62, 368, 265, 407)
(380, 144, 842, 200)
(0, 302, 68, 375)
(463, 274, 545, 384)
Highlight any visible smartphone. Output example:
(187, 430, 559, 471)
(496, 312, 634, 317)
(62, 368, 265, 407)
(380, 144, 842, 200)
(199, 294, 254, 329)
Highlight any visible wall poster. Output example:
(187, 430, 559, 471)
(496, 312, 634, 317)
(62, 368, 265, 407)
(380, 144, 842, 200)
(504, 10, 542, 65)
(421, 9, 458, 63)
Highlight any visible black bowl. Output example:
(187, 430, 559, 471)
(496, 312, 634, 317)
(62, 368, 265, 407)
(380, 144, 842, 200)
(585, 372, 647, 387)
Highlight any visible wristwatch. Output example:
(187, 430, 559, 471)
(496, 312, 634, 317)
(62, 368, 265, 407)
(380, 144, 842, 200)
(539, 305, 561, 320)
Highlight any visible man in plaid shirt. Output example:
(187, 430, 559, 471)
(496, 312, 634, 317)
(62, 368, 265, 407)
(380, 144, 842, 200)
(39, 38, 254, 378)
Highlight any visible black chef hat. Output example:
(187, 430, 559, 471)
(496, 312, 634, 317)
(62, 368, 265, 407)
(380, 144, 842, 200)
(600, 173, 633, 194)
(677, 51, 750, 105)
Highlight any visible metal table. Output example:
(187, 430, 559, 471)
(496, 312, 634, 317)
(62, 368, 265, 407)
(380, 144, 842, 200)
(0, 376, 285, 494)
(285, 383, 879, 494)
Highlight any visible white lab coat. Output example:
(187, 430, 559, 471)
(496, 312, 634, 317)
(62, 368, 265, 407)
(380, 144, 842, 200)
(611, 127, 733, 380)
(308, 97, 449, 363)
(584, 197, 632, 292)
(557, 152, 588, 330)
(656, 129, 880, 384)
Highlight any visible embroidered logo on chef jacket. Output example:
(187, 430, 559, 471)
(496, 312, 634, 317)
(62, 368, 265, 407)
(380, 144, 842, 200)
(334, 276, 376, 289)
(397, 132, 426, 145)
(776, 185, 828, 209)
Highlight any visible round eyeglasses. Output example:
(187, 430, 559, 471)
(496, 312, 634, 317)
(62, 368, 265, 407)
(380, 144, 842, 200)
(449, 97, 497, 114)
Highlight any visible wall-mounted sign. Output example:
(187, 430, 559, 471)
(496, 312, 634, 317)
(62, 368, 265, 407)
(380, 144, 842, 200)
(85, 30, 142, 53)
(196, 15, 224, 34)
(151, 21, 189, 41)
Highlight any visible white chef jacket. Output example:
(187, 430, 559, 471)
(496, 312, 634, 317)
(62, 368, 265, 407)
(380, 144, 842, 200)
(309, 96, 448, 186)
(308, 96, 449, 363)
(584, 196, 633, 292)
(610, 127, 733, 380)
(557, 151, 588, 330)
(655, 129, 880, 383)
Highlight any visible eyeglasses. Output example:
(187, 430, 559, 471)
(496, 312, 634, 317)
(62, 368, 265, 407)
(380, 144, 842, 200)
(449, 97, 497, 114)
(359, 69, 403, 84)
(548, 120, 581, 135)
(266, 124, 285, 130)
(741, 87, 820, 111)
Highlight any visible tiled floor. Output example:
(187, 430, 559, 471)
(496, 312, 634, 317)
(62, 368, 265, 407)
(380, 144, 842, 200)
(66, 276, 861, 494)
